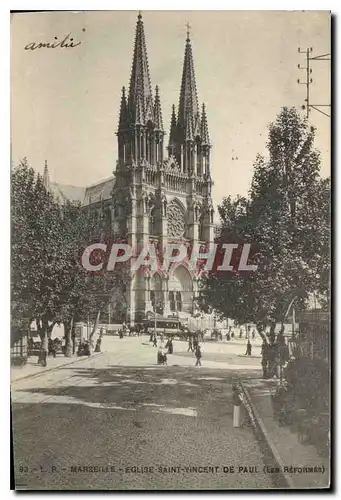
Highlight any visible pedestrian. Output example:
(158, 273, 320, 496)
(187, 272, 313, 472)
(239, 328, 243, 339)
(167, 338, 173, 354)
(245, 340, 252, 356)
(187, 337, 194, 352)
(252, 329, 256, 340)
(153, 334, 157, 347)
(48, 337, 53, 356)
(195, 345, 202, 366)
(95, 337, 101, 352)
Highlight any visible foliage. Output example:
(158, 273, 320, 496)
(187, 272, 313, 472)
(11, 159, 128, 354)
(199, 107, 330, 336)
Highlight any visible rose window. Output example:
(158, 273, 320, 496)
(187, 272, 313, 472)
(167, 202, 185, 238)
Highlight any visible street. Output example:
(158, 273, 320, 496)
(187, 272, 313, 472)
(12, 336, 279, 490)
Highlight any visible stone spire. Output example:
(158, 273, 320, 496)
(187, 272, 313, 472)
(135, 93, 143, 125)
(43, 160, 49, 189)
(200, 103, 210, 145)
(185, 113, 194, 141)
(117, 13, 165, 168)
(128, 12, 153, 125)
(168, 104, 178, 152)
(178, 30, 199, 140)
(153, 85, 164, 131)
(118, 86, 128, 130)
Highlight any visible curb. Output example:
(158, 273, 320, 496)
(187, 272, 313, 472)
(11, 352, 104, 383)
(239, 381, 296, 489)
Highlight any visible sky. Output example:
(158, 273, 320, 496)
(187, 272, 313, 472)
(11, 10, 331, 211)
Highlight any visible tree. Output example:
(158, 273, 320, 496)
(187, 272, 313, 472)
(199, 107, 330, 340)
(11, 159, 129, 356)
(11, 159, 63, 344)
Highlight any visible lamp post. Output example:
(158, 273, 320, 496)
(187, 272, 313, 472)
(154, 299, 162, 338)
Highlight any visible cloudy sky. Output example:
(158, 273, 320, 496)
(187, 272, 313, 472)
(11, 10, 330, 209)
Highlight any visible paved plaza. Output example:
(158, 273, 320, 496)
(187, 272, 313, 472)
(12, 336, 283, 490)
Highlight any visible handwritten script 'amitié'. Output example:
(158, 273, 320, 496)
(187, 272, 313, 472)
(25, 33, 82, 50)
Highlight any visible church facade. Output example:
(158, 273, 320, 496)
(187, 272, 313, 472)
(44, 13, 215, 325)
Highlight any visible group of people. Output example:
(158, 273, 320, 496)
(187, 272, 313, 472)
(187, 336, 203, 366)
(151, 333, 174, 354)
(224, 325, 257, 341)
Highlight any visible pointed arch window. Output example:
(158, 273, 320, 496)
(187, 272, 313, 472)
(150, 290, 155, 310)
(176, 291, 182, 312)
(169, 291, 176, 312)
(199, 212, 205, 241)
(149, 207, 156, 235)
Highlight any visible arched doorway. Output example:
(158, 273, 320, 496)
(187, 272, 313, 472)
(168, 265, 193, 315)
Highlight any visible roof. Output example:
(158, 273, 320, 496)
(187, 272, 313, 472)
(83, 177, 115, 206)
(50, 182, 86, 204)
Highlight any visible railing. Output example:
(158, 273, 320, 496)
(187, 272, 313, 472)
(164, 172, 187, 193)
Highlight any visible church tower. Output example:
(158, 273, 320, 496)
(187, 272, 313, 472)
(112, 14, 215, 324)
(116, 13, 165, 168)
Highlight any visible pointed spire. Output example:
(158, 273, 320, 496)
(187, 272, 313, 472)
(178, 30, 199, 136)
(118, 86, 128, 130)
(185, 114, 194, 141)
(168, 104, 178, 147)
(135, 93, 143, 125)
(128, 12, 153, 124)
(201, 103, 210, 145)
(154, 85, 164, 131)
(43, 160, 49, 189)
(193, 111, 201, 138)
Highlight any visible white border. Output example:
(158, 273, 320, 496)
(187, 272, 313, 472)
(3, 2, 338, 499)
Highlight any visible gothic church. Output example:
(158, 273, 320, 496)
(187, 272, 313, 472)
(44, 13, 215, 325)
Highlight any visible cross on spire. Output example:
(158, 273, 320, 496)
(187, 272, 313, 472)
(186, 22, 191, 40)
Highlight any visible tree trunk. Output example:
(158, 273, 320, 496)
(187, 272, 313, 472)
(64, 317, 74, 357)
(256, 324, 268, 343)
(89, 310, 101, 355)
(37, 317, 49, 364)
(269, 321, 276, 342)
(72, 322, 76, 355)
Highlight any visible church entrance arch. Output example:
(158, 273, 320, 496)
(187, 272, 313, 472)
(168, 265, 193, 315)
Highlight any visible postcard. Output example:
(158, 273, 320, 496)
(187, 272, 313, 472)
(11, 10, 331, 490)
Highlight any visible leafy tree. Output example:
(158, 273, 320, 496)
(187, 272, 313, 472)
(11, 160, 129, 356)
(199, 107, 330, 340)
(11, 159, 62, 343)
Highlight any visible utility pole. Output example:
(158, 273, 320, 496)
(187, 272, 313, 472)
(297, 47, 331, 118)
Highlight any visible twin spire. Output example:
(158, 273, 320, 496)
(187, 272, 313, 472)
(168, 29, 211, 150)
(118, 13, 211, 163)
(119, 13, 163, 130)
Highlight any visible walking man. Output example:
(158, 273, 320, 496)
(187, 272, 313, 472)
(195, 345, 202, 366)
(187, 337, 194, 352)
(153, 334, 158, 347)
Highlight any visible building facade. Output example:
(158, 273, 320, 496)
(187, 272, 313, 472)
(45, 13, 215, 325)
